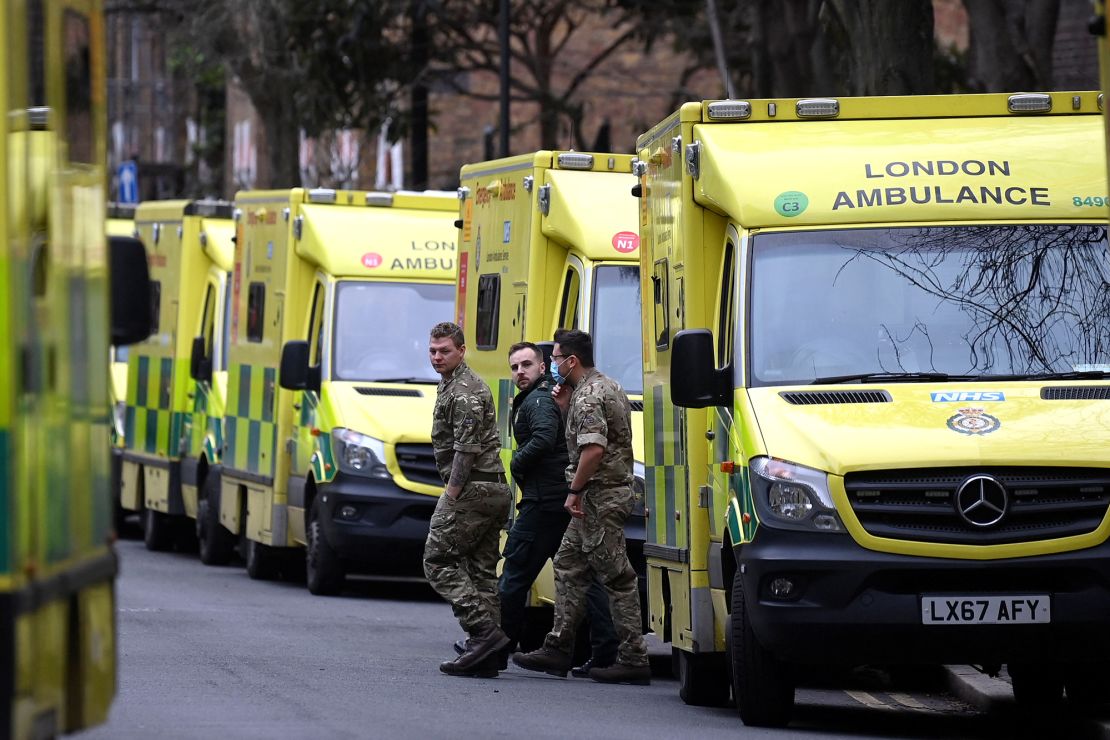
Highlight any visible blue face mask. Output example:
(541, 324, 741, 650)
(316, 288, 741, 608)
(550, 358, 566, 385)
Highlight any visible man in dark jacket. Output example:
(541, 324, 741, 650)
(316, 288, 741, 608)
(499, 341, 617, 673)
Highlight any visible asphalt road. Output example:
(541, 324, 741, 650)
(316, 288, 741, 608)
(74, 539, 1083, 740)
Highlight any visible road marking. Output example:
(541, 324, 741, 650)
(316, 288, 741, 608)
(845, 690, 890, 709)
(889, 692, 929, 710)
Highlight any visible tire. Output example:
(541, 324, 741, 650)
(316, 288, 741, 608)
(197, 472, 235, 566)
(1009, 663, 1064, 706)
(245, 537, 280, 580)
(730, 568, 794, 727)
(305, 498, 345, 596)
(676, 647, 731, 707)
(1065, 665, 1109, 706)
(142, 505, 175, 552)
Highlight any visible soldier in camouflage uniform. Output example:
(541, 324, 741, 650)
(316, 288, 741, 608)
(512, 329, 650, 685)
(425, 322, 512, 678)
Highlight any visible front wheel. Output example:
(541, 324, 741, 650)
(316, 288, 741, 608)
(1009, 662, 1064, 706)
(198, 471, 235, 566)
(676, 648, 731, 707)
(143, 506, 174, 552)
(306, 498, 345, 596)
(730, 569, 794, 727)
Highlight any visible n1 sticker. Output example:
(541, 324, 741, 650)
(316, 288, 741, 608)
(612, 231, 639, 253)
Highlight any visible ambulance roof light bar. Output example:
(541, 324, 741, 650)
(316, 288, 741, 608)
(557, 153, 594, 170)
(707, 100, 752, 120)
(308, 188, 337, 204)
(1007, 93, 1052, 113)
(365, 192, 394, 206)
(796, 98, 840, 118)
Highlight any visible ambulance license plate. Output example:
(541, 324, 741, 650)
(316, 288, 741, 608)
(921, 595, 1050, 625)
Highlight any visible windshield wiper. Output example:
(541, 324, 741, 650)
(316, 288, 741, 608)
(366, 377, 440, 385)
(982, 370, 1110, 381)
(811, 371, 970, 385)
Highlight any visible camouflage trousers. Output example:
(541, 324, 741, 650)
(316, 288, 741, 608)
(423, 481, 511, 634)
(543, 485, 647, 666)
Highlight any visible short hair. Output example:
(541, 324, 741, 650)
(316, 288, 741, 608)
(553, 328, 594, 367)
(430, 321, 465, 348)
(507, 341, 542, 362)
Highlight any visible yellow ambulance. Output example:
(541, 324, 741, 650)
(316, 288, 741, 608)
(107, 204, 136, 532)
(225, 188, 456, 594)
(2, 1, 151, 735)
(455, 151, 647, 633)
(637, 92, 1110, 725)
(119, 201, 235, 559)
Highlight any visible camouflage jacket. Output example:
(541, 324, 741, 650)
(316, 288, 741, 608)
(565, 367, 634, 489)
(432, 361, 504, 483)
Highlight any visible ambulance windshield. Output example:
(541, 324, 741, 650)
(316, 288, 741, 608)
(749, 225, 1110, 387)
(332, 281, 454, 382)
(592, 264, 643, 394)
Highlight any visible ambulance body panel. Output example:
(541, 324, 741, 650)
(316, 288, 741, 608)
(2, 2, 151, 735)
(638, 92, 1110, 722)
(120, 200, 234, 552)
(225, 188, 456, 590)
(456, 152, 646, 622)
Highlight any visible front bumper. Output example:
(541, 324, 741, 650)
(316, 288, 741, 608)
(318, 473, 437, 575)
(738, 528, 1110, 666)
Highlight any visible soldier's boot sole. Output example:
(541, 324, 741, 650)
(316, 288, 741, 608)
(511, 651, 571, 678)
(588, 664, 652, 686)
(439, 654, 499, 679)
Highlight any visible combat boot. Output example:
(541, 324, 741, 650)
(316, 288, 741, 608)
(440, 652, 500, 679)
(453, 623, 510, 671)
(588, 662, 651, 685)
(455, 639, 509, 670)
(511, 647, 572, 677)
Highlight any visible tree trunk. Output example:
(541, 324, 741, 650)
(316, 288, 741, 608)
(827, 0, 935, 95)
(254, 98, 302, 189)
(964, 0, 1059, 91)
(410, 0, 429, 190)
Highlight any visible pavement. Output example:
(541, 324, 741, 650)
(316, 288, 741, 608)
(943, 664, 1110, 737)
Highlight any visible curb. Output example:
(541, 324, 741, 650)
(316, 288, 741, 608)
(942, 665, 1012, 713)
(944, 665, 1110, 739)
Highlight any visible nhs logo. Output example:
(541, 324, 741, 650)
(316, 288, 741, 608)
(931, 391, 1006, 403)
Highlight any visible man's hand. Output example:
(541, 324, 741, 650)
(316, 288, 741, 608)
(551, 383, 570, 414)
(565, 492, 584, 518)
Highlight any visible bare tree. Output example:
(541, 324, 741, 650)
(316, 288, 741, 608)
(432, 0, 641, 149)
(962, 0, 1059, 91)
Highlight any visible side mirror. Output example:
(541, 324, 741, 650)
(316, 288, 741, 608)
(671, 329, 732, 408)
(190, 335, 212, 382)
(109, 235, 152, 345)
(279, 340, 310, 390)
(536, 340, 555, 367)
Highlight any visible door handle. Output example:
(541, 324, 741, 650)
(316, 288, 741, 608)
(705, 430, 715, 440)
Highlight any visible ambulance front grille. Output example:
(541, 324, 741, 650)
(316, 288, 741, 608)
(844, 467, 1110, 546)
(395, 443, 441, 487)
(780, 390, 892, 405)
(1041, 386, 1110, 400)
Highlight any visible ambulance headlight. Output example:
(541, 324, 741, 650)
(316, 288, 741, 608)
(750, 456, 842, 533)
(332, 428, 391, 479)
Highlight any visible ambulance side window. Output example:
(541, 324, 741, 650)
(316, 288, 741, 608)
(247, 282, 265, 343)
(476, 274, 500, 350)
(717, 241, 735, 367)
(149, 281, 162, 333)
(307, 281, 324, 366)
(558, 267, 580, 329)
(652, 259, 669, 349)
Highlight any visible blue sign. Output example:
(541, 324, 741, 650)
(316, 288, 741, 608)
(931, 391, 1005, 402)
(117, 160, 139, 204)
